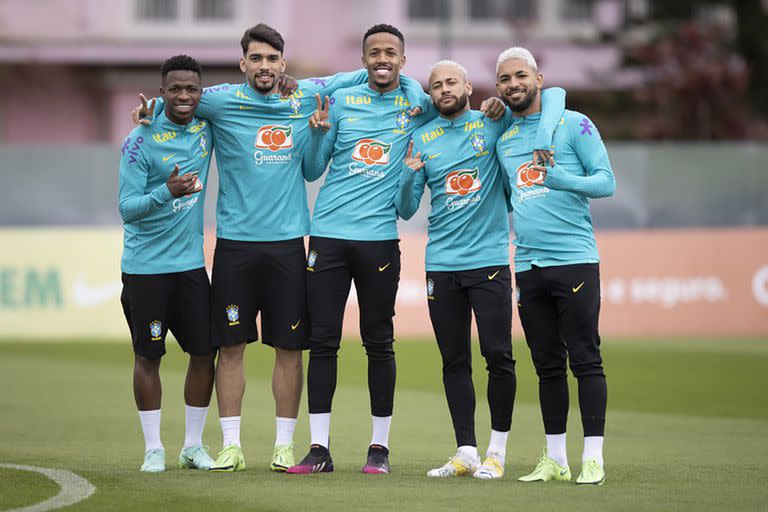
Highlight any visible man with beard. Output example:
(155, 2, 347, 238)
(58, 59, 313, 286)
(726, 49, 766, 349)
(119, 55, 215, 472)
(495, 47, 616, 485)
(133, 24, 428, 473)
(394, 60, 564, 480)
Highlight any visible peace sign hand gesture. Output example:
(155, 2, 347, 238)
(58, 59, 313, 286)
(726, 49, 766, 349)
(404, 140, 425, 172)
(132, 93, 156, 126)
(309, 94, 331, 131)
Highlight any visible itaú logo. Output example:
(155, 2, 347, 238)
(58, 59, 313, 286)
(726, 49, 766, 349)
(254, 125, 293, 151)
(516, 161, 545, 188)
(351, 139, 391, 166)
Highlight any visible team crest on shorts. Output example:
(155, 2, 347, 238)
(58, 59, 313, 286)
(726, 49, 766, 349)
(149, 320, 162, 341)
(226, 305, 240, 326)
(426, 278, 435, 300)
(307, 250, 317, 271)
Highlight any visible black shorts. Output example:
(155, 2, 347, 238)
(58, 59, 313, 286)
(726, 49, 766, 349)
(515, 263, 604, 379)
(120, 267, 213, 360)
(211, 237, 309, 350)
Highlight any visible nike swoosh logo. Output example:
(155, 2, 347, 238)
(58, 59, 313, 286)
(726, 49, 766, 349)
(72, 276, 122, 307)
(378, 263, 391, 272)
(572, 282, 585, 293)
(162, 154, 175, 162)
(560, 469, 568, 476)
(428, 152, 442, 159)
(488, 269, 501, 280)
(347, 117, 360, 122)
(291, 320, 300, 330)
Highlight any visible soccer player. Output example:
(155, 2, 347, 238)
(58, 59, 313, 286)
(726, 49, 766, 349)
(287, 26, 505, 475)
(118, 55, 215, 473)
(495, 47, 616, 485)
(395, 60, 564, 480)
(133, 24, 428, 472)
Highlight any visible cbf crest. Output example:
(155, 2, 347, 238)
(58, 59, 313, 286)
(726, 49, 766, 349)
(289, 96, 301, 116)
(149, 320, 162, 341)
(306, 250, 317, 272)
(226, 304, 240, 326)
(470, 132, 486, 153)
(199, 134, 209, 158)
(426, 278, 435, 300)
(396, 110, 411, 131)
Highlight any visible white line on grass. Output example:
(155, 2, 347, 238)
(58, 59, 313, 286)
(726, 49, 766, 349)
(0, 463, 95, 512)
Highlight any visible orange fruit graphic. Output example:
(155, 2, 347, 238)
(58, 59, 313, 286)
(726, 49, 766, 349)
(368, 145, 384, 162)
(271, 130, 286, 146)
(458, 174, 474, 190)
(449, 175, 460, 191)
(359, 143, 371, 158)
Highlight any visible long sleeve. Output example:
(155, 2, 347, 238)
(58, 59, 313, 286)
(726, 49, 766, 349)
(118, 140, 172, 223)
(399, 75, 436, 122)
(301, 106, 338, 182)
(544, 114, 616, 198)
(534, 87, 566, 150)
(394, 160, 427, 220)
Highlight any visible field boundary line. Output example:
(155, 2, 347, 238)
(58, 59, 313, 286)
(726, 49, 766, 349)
(0, 463, 95, 512)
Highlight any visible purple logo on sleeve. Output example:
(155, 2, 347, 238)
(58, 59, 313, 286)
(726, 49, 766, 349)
(126, 136, 145, 164)
(309, 77, 328, 87)
(579, 118, 594, 136)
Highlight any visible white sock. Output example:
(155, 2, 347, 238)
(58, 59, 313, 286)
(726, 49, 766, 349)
(220, 416, 241, 448)
(183, 405, 209, 449)
(582, 436, 604, 466)
(457, 445, 479, 462)
(309, 413, 331, 448)
(546, 433, 568, 467)
(370, 415, 392, 448)
(486, 429, 509, 458)
(138, 409, 163, 451)
(275, 417, 297, 446)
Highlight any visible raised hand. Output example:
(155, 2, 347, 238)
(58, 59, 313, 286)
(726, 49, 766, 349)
(532, 149, 555, 167)
(479, 97, 506, 120)
(309, 94, 331, 131)
(166, 165, 200, 197)
(404, 140, 425, 172)
(278, 74, 298, 99)
(132, 93, 156, 126)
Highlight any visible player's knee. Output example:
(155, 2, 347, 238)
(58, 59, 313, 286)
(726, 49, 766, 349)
(218, 342, 245, 363)
(569, 360, 605, 378)
(363, 341, 394, 361)
(536, 364, 568, 382)
(482, 346, 515, 373)
(310, 341, 339, 360)
(134, 353, 161, 374)
(275, 347, 303, 369)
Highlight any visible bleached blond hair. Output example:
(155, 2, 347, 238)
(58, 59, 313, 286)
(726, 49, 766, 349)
(429, 60, 469, 82)
(496, 47, 538, 74)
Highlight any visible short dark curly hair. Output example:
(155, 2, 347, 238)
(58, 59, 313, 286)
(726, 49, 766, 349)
(240, 23, 285, 54)
(362, 24, 405, 51)
(160, 55, 202, 82)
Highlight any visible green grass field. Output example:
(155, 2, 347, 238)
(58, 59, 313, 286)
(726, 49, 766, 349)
(1, 338, 767, 511)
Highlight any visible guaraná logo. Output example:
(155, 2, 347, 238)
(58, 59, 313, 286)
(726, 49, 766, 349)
(351, 139, 391, 166)
(516, 161, 545, 188)
(445, 168, 482, 196)
(254, 125, 293, 152)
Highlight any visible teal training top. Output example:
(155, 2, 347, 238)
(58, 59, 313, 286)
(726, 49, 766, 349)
(118, 110, 213, 274)
(496, 109, 616, 272)
(395, 88, 566, 271)
(151, 71, 428, 242)
(304, 83, 436, 241)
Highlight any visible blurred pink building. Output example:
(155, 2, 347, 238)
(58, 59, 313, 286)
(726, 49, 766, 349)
(0, 0, 632, 144)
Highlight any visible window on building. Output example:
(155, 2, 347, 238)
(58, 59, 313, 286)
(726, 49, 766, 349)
(194, 0, 234, 20)
(408, 0, 449, 20)
(136, 0, 178, 20)
(469, 0, 536, 20)
(562, 0, 594, 21)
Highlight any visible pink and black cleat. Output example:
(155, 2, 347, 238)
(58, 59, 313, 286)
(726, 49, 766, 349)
(362, 444, 390, 474)
(286, 444, 334, 474)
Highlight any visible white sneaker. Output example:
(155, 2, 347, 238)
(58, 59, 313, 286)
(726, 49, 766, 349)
(473, 452, 505, 480)
(427, 451, 480, 478)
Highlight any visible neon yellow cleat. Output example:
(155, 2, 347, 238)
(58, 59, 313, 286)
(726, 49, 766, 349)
(271, 442, 295, 472)
(518, 449, 571, 482)
(209, 444, 246, 472)
(577, 459, 605, 485)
